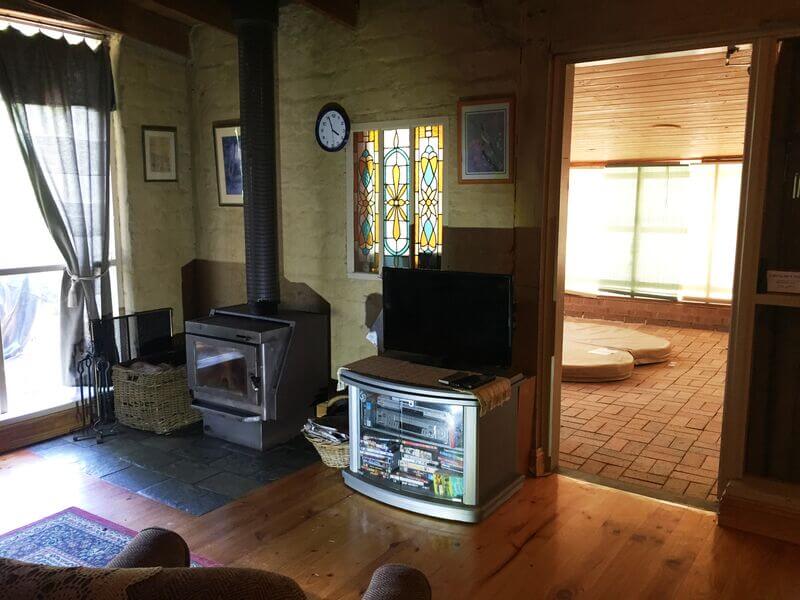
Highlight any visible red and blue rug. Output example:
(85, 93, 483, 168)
(0, 507, 216, 568)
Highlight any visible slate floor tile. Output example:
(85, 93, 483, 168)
(31, 443, 98, 464)
(139, 479, 231, 516)
(30, 437, 72, 452)
(209, 453, 266, 477)
(80, 452, 131, 479)
(173, 443, 230, 464)
(33, 427, 320, 515)
(102, 465, 169, 492)
(250, 466, 295, 484)
(117, 446, 178, 470)
(92, 436, 145, 456)
(113, 426, 154, 441)
(196, 471, 262, 498)
(263, 445, 318, 470)
(157, 459, 221, 484)
(221, 442, 265, 458)
(138, 435, 194, 452)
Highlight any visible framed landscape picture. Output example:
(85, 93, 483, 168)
(457, 96, 514, 184)
(142, 126, 177, 182)
(213, 120, 243, 206)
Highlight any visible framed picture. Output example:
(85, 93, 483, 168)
(213, 120, 243, 206)
(457, 96, 514, 183)
(142, 126, 177, 182)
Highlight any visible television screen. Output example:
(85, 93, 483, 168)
(382, 268, 513, 368)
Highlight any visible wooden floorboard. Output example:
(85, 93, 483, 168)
(2, 448, 800, 598)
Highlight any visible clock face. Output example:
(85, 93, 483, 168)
(316, 104, 349, 152)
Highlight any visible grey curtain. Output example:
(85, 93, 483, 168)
(0, 28, 114, 382)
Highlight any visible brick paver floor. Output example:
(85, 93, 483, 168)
(559, 318, 725, 503)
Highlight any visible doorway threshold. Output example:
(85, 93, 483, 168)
(559, 466, 718, 512)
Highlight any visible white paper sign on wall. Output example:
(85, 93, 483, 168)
(767, 270, 800, 294)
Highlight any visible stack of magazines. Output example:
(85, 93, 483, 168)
(302, 418, 348, 444)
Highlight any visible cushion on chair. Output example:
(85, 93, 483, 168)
(107, 527, 190, 569)
(361, 563, 432, 600)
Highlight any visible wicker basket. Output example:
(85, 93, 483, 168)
(304, 435, 349, 469)
(112, 364, 201, 434)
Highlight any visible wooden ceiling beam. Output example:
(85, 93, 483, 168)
(27, 0, 191, 55)
(296, 0, 357, 27)
(133, 0, 234, 33)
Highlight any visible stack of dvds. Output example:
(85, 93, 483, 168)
(396, 440, 439, 489)
(438, 448, 464, 474)
(433, 472, 464, 498)
(395, 440, 465, 499)
(360, 435, 399, 478)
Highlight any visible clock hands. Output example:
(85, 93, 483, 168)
(326, 115, 341, 137)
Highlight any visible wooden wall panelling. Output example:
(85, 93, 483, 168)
(0, 407, 80, 454)
(571, 47, 751, 163)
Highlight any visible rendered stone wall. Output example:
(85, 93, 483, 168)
(187, 1, 522, 372)
(110, 36, 196, 331)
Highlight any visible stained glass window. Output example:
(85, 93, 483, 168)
(351, 123, 445, 273)
(353, 130, 379, 273)
(382, 128, 412, 269)
(414, 125, 443, 269)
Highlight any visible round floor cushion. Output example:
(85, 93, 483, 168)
(561, 339, 635, 383)
(564, 320, 673, 365)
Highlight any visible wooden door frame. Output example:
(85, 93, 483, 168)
(537, 34, 785, 498)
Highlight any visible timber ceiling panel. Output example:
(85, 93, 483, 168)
(571, 46, 751, 164)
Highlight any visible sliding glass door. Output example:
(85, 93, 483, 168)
(0, 95, 118, 419)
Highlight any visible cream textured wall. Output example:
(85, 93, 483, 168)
(189, 27, 241, 264)
(188, 1, 522, 372)
(110, 36, 197, 331)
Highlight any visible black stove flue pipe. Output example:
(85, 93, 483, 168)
(233, 1, 280, 315)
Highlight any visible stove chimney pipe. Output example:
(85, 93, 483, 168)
(233, 1, 280, 315)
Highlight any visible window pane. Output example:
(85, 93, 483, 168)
(382, 128, 412, 268)
(597, 168, 637, 293)
(0, 95, 63, 270)
(706, 164, 742, 301)
(414, 125, 443, 269)
(353, 130, 379, 273)
(1, 271, 78, 416)
(634, 166, 691, 298)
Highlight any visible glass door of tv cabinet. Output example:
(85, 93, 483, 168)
(351, 383, 477, 505)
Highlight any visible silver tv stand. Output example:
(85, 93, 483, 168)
(339, 367, 524, 523)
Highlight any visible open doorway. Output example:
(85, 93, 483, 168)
(555, 45, 751, 506)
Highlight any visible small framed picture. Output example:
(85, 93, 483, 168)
(142, 126, 177, 182)
(213, 120, 243, 206)
(457, 96, 514, 184)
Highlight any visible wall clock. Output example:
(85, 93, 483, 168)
(315, 103, 350, 152)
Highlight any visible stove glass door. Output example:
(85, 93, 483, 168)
(188, 336, 260, 410)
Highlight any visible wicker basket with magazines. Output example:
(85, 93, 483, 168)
(302, 415, 349, 468)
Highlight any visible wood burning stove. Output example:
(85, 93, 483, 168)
(184, 5, 329, 450)
(186, 305, 328, 450)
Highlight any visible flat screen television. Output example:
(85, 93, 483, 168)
(382, 268, 513, 369)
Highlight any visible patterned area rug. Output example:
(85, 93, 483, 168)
(0, 507, 215, 568)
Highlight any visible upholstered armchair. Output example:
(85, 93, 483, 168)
(0, 527, 431, 600)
